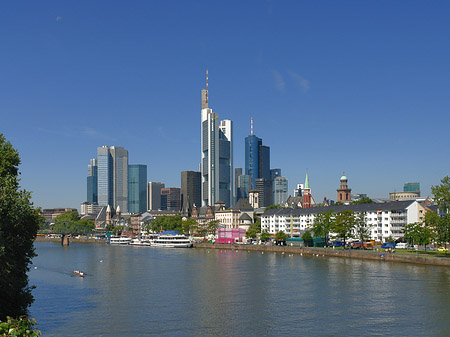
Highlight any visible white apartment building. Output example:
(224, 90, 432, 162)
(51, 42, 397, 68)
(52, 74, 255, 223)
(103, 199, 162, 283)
(261, 200, 423, 242)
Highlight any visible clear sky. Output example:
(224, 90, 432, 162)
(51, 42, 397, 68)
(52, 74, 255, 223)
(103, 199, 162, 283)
(1, 1, 449, 209)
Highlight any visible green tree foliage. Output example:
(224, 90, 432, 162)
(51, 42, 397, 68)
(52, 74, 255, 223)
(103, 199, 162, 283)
(312, 209, 334, 244)
(181, 219, 198, 235)
(260, 229, 271, 241)
(265, 204, 288, 210)
(350, 197, 373, 204)
(0, 134, 41, 320)
(150, 215, 183, 233)
(431, 176, 450, 213)
(246, 218, 261, 239)
(301, 230, 313, 247)
(354, 213, 370, 247)
(54, 210, 79, 223)
(275, 230, 288, 241)
(0, 316, 41, 336)
(403, 222, 433, 248)
(332, 210, 356, 248)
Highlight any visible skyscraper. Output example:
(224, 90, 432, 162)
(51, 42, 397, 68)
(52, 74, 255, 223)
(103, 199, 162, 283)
(161, 188, 181, 211)
(201, 70, 233, 207)
(245, 117, 270, 189)
(128, 164, 147, 213)
(147, 182, 165, 211)
(87, 158, 98, 203)
(181, 171, 201, 213)
(97, 145, 129, 212)
(404, 182, 420, 196)
(255, 178, 273, 207)
(273, 176, 288, 206)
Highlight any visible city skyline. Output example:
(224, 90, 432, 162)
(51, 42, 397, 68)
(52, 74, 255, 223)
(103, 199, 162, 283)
(1, 1, 449, 209)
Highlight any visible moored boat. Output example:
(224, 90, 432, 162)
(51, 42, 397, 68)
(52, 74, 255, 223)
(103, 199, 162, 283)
(152, 234, 193, 248)
(109, 236, 132, 245)
(129, 238, 151, 246)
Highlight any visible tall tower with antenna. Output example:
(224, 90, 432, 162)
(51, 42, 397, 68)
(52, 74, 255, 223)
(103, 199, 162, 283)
(200, 70, 233, 207)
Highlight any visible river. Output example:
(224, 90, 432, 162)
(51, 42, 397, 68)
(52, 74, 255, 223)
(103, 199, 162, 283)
(29, 241, 450, 336)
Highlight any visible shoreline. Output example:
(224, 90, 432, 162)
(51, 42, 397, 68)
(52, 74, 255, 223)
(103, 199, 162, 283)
(34, 237, 450, 267)
(194, 242, 450, 267)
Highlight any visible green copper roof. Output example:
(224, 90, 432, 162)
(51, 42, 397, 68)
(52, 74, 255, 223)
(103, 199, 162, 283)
(304, 171, 310, 189)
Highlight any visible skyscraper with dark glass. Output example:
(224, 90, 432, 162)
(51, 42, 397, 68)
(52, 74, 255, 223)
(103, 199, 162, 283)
(87, 158, 98, 203)
(181, 171, 201, 213)
(245, 118, 270, 189)
(128, 164, 147, 213)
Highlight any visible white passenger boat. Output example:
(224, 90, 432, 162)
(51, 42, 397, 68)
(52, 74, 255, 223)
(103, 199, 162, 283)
(152, 234, 193, 248)
(129, 238, 151, 246)
(109, 236, 132, 245)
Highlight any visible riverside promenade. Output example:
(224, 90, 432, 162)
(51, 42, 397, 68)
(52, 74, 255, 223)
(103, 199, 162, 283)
(194, 242, 450, 267)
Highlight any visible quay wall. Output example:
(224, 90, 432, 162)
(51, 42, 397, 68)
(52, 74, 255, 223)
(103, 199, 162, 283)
(35, 237, 106, 244)
(194, 243, 450, 267)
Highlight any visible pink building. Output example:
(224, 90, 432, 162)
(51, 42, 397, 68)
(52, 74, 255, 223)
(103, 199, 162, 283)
(216, 228, 247, 244)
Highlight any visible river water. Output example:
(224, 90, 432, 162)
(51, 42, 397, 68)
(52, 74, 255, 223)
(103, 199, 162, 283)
(29, 241, 450, 336)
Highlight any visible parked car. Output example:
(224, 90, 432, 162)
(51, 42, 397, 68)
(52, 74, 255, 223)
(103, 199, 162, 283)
(396, 243, 408, 249)
(438, 247, 449, 252)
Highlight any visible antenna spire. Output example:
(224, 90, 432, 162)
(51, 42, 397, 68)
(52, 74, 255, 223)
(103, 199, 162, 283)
(206, 69, 208, 105)
(251, 116, 254, 135)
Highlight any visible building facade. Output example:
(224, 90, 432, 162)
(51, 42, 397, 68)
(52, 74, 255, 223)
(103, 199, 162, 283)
(97, 145, 129, 212)
(161, 187, 181, 211)
(273, 176, 288, 206)
(201, 71, 233, 208)
(87, 158, 98, 204)
(181, 171, 201, 213)
(255, 178, 273, 207)
(244, 118, 270, 189)
(128, 164, 147, 213)
(147, 182, 165, 211)
(261, 200, 422, 242)
(404, 182, 420, 196)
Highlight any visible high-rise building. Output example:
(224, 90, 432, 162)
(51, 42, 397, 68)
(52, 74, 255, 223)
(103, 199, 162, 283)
(255, 178, 273, 207)
(237, 174, 252, 201)
(245, 117, 270, 189)
(234, 168, 242, 201)
(181, 171, 201, 213)
(201, 70, 233, 207)
(128, 164, 147, 213)
(270, 168, 281, 181)
(161, 188, 181, 211)
(97, 145, 129, 212)
(404, 182, 420, 196)
(273, 176, 288, 206)
(147, 182, 165, 211)
(87, 158, 98, 203)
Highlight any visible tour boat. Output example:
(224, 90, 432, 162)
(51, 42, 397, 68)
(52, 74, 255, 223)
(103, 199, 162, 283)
(129, 238, 151, 246)
(152, 234, 193, 248)
(109, 236, 132, 245)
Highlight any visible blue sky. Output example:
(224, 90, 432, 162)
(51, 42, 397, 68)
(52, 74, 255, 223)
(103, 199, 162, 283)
(1, 1, 449, 209)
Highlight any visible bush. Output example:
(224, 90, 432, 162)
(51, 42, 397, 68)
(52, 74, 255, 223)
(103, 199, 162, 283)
(0, 316, 41, 336)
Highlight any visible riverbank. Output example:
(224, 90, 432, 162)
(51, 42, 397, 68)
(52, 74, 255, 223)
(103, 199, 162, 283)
(194, 242, 450, 267)
(35, 236, 106, 244)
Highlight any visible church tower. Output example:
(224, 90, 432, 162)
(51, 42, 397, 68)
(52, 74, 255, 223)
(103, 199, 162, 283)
(337, 173, 351, 203)
(302, 171, 312, 209)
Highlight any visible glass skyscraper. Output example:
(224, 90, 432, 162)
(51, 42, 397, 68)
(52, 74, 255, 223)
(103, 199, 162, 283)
(97, 145, 129, 212)
(128, 164, 147, 213)
(245, 123, 270, 189)
(87, 158, 98, 203)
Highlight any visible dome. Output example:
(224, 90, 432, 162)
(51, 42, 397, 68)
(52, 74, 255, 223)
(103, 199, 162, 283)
(340, 175, 347, 181)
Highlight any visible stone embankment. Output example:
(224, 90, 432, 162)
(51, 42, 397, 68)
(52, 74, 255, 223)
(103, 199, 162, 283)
(35, 236, 106, 244)
(194, 243, 450, 267)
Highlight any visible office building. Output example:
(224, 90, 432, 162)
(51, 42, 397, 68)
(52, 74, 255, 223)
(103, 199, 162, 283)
(87, 158, 98, 203)
(235, 168, 242, 201)
(404, 182, 420, 196)
(147, 182, 165, 211)
(128, 164, 147, 213)
(181, 171, 201, 213)
(237, 174, 252, 201)
(245, 117, 270, 189)
(97, 146, 129, 212)
(161, 188, 181, 211)
(255, 178, 273, 207)
(270, 168, 281, 181)
(201, 70, 233, 207)
(273, 176, 288, 206)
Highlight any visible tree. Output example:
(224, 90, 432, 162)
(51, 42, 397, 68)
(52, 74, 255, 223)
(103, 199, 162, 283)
(354, 213, 370, 248)
(260, 230, 271, 241)
(0, 134, 41, 320)
(302, 230, 313, 247)
(312, 209, 334, 246)
(431, 176, 450, 213)
(246, 218, 261, 239)
(181, 218, 198, 235)
(207, 220, 219, 237)
(350, 197, 373, 204)
(54, 210, 79, 223)
(404, 222, 433, 249)
(332, 210, 356, 249)
(275, 230, 288, 241)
